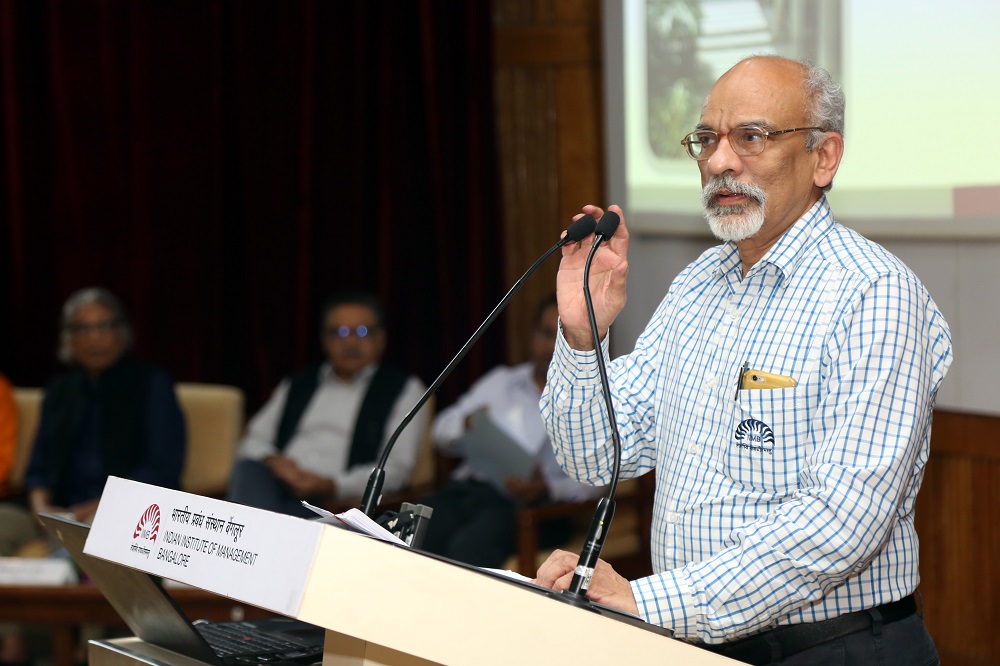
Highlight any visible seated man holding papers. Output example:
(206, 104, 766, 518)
(418, 294, 604, 568)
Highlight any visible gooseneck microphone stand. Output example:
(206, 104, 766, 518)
(358, 214, 599, 518)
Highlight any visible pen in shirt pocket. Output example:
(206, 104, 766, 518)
(733, 361, 797, 399)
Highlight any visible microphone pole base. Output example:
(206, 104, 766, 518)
(556, 588, 596, 610)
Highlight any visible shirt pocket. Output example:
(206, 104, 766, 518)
(721, 387, 805, 493)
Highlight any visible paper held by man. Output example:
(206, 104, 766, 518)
(461, 410, 537, 493)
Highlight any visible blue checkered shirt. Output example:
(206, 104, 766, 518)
(541, 197, 953, 643)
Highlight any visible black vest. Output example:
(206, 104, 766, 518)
(39, 355, 156, 505)
(274, 363, 409, 467)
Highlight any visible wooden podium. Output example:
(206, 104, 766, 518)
(81, 479, 741, 665)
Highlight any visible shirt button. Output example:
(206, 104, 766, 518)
(688, 443, 700, 455)
(667, 512, 680, 523)
(706, 376, 718, 388)
(728, 306, 739, 319)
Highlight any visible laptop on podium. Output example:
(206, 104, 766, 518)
(38, 513, 325, 665)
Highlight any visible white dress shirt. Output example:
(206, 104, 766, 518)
(236, 363, 428, 500)
(541, 197, 953, 642)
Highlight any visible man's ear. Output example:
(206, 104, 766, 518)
(813, 132, 844, 190)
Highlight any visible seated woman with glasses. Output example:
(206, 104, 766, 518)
(23, 287, 187, 524)
(227, 290, 428, 517)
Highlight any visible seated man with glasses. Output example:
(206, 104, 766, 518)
(24, 287, 186, 523)
(228, 291, 428, 517)
(417, 294, 605, 568)
(7, 287, 186, 666)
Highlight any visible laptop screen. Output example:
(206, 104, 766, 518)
(39, 512, 227, 664)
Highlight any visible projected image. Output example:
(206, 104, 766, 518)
(613, 0, 1000, 236)
(645, 0, 841, 160)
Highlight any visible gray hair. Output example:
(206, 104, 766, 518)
(58, 287, 133, 363)
(802, 62, 845, 193)
(802, 63, 845, 143)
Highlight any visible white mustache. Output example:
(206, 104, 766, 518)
(701, 175, 766, 208)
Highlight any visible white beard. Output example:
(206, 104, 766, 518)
(705, 204, 766, 242)
(701, 176, 767, 242)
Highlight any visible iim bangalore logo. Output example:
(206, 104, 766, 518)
(133, 504, 161, 543)
(733, 418, 775, 455)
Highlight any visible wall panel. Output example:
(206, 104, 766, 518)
(493, 0, 604, 363)
(917, 410, 1000, 665)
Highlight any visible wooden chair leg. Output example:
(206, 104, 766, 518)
(517, 511, 539, 575)
(51, 625, 77, 666)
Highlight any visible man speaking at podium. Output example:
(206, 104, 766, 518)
(534, 56, 952, 665)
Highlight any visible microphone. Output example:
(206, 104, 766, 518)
(358, 213, 599, 517)
(562, 210, 623, 602)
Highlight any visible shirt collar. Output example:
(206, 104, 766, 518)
(319, 361, 379, 385)
(715, 196, 834, 284)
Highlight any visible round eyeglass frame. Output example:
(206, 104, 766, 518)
(680, 126, 824, 161)
(65, 319, 122, 336)
(325, 325, 374, 340)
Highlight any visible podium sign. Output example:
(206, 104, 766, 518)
(85, 477, 323, 617)
(84, 478, 743, 665)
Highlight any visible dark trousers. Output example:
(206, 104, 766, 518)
(227, 458, 315, 519)
(779, 614, 938, 665)
(417, 479, 571, 569)
(710, 609, 939, 666)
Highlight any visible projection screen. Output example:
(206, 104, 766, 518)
(604, 0, 1000, 238)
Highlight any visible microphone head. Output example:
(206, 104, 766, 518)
(594, 211, 621, 240)
(563, 214, 597, 243)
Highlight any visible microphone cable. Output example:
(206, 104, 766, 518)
(563, 210, 622, 599)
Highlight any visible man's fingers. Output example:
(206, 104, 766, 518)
(551, 570, 576, 592)
(533, 549, 579, 588)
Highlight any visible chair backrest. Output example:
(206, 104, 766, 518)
(174, 383, 245, 497)
(6, 383, 245, 499)
(11, 387, 43, 487)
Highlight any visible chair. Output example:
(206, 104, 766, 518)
(2, 387, 44, 497)
(174, 383, 245, 497)
(504, 474, 655, 578)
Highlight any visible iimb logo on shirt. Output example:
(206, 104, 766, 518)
(733, 419, 775, 455)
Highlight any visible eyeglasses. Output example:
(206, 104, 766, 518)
(65, 319, 121, 336)
(324, 325, 375, 340)
(680, 125, 824, 161)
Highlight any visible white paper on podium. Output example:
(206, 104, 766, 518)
(84, 477, 324, 617)
(300, 501, 407, 547)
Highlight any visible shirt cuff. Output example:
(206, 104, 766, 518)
(630, 569, 702, 638)
(552, 321, 610, 386)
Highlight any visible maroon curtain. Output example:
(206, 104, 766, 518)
(0, 0, 505, 411)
